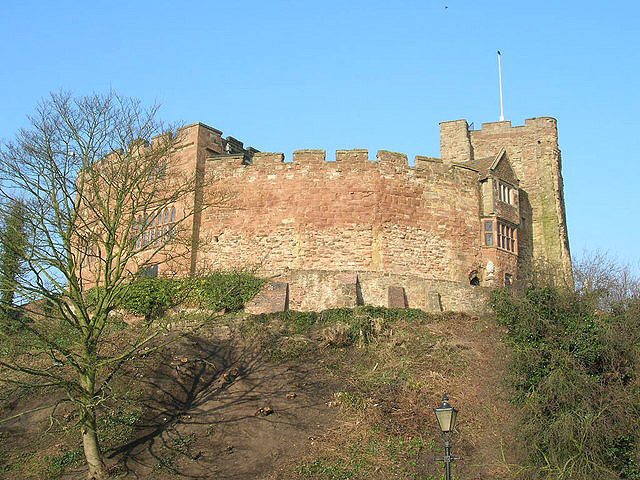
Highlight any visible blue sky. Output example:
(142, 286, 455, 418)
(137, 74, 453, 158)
(1, 0, 638, 269)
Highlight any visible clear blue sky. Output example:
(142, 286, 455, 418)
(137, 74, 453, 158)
(1, 0, 638, 269)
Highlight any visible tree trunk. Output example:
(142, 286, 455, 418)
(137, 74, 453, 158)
(82, 407, 107, 479)
(80, 365, 107, 479)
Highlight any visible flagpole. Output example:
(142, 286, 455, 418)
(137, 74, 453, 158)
(498, 50, 504, 121)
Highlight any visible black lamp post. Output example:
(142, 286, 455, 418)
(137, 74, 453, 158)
(434, 394, 460, 480)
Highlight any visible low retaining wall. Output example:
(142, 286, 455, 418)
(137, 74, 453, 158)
(245, 270, 492, 315)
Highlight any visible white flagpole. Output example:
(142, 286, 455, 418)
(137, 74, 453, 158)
(498, 50, 505, 121)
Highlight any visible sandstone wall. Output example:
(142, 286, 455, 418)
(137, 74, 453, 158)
(197, 150, 485, 286)
(441, 117, 572, 283)
(245, 270, 493, 314)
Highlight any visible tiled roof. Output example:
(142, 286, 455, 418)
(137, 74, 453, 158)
(461, 156, 496, 173)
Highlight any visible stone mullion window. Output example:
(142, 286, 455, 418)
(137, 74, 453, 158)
(483, 219, 494, 246)
(147, 159, 168, 183)
(482, 218, 518, 254)
(497, 221, 517, 253)
(498, 182, 514, 205)
(135, 216, 143, 248)
(168, 206, 176, 239)
(133, 205, 177, 250)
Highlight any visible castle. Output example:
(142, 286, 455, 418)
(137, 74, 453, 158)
(86, 117, 572, 314)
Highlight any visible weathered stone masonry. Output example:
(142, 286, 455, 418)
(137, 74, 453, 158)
(86, 117, 572, 314)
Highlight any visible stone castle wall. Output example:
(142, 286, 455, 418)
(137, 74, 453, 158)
(440, 117, 572, 283)
(79, 117, 571, 314)
(196, 150, 485, 288)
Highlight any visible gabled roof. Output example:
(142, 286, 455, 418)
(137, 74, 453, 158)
(454, 149, 519, 185)
(462, 155, 497, 173)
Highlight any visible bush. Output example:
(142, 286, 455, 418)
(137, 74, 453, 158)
(117, 277, 177, 319)
(492, 286, 640, 480)
(180, 272, 265, 312)
(86, 272, 264, 320)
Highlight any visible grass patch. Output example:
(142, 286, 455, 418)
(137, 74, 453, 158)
(99, 406, 144, 450)
(244, 306, 470, 479)
(297, 458, 364, 479)
(268, 336, 312, 361)
(153, 433, 197, 473)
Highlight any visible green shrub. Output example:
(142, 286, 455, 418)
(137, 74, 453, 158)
(85, 272, 264, 319)
(117, 277, 177, 319)
(492, 287, 640, 480)
(180, 272, 265, 312)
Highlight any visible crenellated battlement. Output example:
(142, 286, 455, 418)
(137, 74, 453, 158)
(336, 149, 368, 163)
(468, 116, 557, 133)
(204, 148, 460, 173)
(82, 115, 572, 310)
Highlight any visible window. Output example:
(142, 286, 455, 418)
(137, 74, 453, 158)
(504, 273, 513, 287)
(134, 206, 177, 249)
(484, 220, 494, 246)
(158, 159, 167, 179)
(147, 159, 168, 182)
(497, 221, 516, 253)
(483, 219, 517, 253)
(138, 264, 158, 278)
(80, 239, 97, 267)
(499, 182, 514, 205)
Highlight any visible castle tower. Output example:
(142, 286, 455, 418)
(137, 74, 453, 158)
(167, 122, 256, 275)
(440, 118, 572, 283)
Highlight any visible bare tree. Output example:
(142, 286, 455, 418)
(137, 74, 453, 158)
(574, 250, 640, 309)
(0, 92, 213, 479)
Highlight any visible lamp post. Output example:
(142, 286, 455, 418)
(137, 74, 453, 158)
(434, 394, 460, 480)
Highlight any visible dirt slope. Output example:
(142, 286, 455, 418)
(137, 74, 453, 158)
(0, 309, 522, 479)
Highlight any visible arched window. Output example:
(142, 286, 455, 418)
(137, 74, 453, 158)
(166, 207, 176, 239)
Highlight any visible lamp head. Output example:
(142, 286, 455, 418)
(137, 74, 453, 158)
(434, 393, 458, 433)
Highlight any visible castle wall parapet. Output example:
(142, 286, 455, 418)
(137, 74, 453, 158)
(205, 149, 453, 172)
(293, 149, 326, 163)
(336, 149, 368, 163)
(252, 152, 285, 164)
(377, 150, 408, 170)
(198, 146, 486, 290)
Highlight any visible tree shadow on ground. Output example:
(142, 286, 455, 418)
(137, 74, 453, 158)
(108, 332, 333, 479)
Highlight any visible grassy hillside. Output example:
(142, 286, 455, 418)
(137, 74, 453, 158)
(0, 302, 519, 479)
